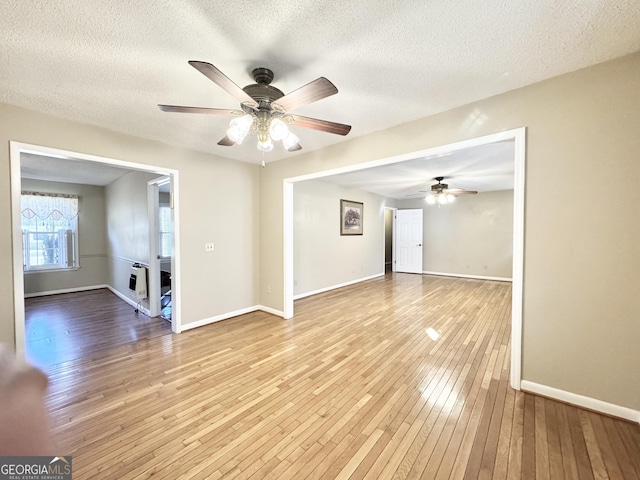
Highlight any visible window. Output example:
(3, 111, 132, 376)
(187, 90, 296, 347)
(21, 192, 79, 271)
(159, 205, 172, 258)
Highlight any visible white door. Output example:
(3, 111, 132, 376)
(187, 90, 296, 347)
(395, 209, 423, 274)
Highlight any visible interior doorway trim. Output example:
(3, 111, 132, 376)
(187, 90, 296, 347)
(283, 127, 525, 390)
(10, 141, 182, 358)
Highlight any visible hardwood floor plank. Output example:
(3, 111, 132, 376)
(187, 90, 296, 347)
(578, 409, 610, 480)
(555, 402, 581, 480)
(506, 390, 525, 480)
(522, 393, 537, 480)
(544, 400, 565, 480)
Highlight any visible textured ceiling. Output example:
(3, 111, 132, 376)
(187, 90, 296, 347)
(1, 1, 639, 166)
(21, 152, 133, 186)
(323, 140, 515, 198)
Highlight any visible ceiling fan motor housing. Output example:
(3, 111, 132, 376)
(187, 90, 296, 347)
(241, 68, 284, 113)
(431, 182, 448, 192)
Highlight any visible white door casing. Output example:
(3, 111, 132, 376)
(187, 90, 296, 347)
(395, 209, 423, 274)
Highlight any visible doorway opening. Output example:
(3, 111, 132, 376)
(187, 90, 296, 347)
(148, 176, 174, 322)
(283, 128, 525, 389)
(10, 141, 182, 360)
(384, 207, 396, 273)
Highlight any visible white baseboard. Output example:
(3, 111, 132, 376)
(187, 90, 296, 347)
(521, 380, 640, 424)
(107, 286, 151, 317)
(257, 305, 285, 317)
(181, 305, 285, 331)
(423, 271, 512, 282)
(24, 284, 110, 298)
(293, 272, 385, 300)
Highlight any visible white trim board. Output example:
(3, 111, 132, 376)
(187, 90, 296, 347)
(422, 271, 512, 282)
(521, 380, 640, 425)
(24, 284, 109, 299)
(181, 305, 285, 331)
(293, 273, 385, 300)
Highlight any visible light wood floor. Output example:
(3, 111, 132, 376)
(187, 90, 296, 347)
(33, 274, 640, 479)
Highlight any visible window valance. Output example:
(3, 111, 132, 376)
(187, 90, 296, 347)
(21, 192, 79, 221)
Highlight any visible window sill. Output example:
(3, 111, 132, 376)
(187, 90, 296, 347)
(24, 266, 80, 274)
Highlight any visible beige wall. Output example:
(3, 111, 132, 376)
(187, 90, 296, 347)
(260, 53, 640, 411)
(400, 190, 514, 278)
(21, 178, 108, 294)
(293, 179, 388, 296)
(105, 170, 159, 310)
(0, 102, 260, 339)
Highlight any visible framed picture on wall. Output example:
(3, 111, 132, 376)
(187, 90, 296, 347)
(340, 199, 364, 235)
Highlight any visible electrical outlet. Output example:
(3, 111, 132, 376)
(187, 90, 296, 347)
(205, 242, 215, 252)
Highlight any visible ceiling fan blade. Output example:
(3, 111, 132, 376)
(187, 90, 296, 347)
(217, 135, 235, 146)
(286, 142, 302, 152)
(272, 77, 338, 112)
(188, 61, 258, 108)
(158, 104, 240, 115)
(446, 189, 477, 194)
(289, 115, 351, 136)
(404, 193, 424, 197)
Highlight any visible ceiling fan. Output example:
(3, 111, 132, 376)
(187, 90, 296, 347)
(407, 176, 478, 205)
(158, 61, 351, 153)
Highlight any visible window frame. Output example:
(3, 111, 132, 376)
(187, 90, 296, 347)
(21, 192, 80, 273)
(158, 204, 172, 259)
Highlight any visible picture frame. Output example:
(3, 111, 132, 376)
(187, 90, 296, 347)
(340, 199, 364, 235)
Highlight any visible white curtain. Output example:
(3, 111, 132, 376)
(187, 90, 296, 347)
(21, 192, 79, 220)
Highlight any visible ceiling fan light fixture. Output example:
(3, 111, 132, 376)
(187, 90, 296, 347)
(282, 131, 300, 150)
(446, 194, 456, 203)
(425, 195, 436, 205)
(159, 61, 352, 158)
(269, 118, 289, 141)
(437, 193, 449, 205)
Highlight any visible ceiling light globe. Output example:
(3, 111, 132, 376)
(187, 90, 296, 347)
(437, 193, 448, 205)
(269, 118, 289, 141)
(257, 137, 274, 152)
(282, 132, 300, 150)
(426, 195, 436, 205)
(231, 114, 254, 130)
(446, 194, 456, 203)
(227, 126, 247, 144)
(227, 114, 253, 144)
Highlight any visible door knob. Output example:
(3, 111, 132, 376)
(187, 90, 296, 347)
(417, 244, 422, 247)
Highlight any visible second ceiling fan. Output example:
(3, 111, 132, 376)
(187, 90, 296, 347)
(158, 61, 351, 153)
(408, 177, 478, 205)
